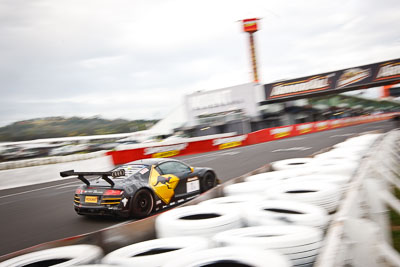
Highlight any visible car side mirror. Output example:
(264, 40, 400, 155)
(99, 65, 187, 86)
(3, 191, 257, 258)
(190, 167, 194, 173)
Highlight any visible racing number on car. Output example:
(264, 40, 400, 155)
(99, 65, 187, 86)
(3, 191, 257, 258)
(149, 166, 179, 204)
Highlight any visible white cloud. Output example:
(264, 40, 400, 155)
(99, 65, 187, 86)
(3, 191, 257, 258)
(0, 0, 399, 126)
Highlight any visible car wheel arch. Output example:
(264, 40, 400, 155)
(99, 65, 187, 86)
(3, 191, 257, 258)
(129, 187, 156, 218)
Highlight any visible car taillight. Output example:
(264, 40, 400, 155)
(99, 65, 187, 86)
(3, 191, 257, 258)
(104, 189, 123, 195)
(75, 189, 83, 194)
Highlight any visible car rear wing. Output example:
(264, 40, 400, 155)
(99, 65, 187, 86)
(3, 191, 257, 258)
(60, 169, 125, 187)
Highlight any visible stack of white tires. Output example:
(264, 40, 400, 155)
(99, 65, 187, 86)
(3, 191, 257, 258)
(0, 245, 103, 267)
(213, 225, 323, 267)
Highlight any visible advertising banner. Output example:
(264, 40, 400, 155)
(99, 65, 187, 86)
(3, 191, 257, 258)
(263, 58, 400, 103)
(212, 135, 248, 150)
(269, 125, 295, 139)
(295, 123, 314, 135)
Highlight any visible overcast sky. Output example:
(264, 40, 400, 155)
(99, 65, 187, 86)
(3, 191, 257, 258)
(1, 0, 399, 126)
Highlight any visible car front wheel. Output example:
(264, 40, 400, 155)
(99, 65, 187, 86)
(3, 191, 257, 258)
(200, 172, 216, 193)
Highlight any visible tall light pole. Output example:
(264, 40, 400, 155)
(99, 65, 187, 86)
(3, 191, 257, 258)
(242, 18, 260, 83)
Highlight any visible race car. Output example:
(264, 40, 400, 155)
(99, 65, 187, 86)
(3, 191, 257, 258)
(60, 158, 218, 218)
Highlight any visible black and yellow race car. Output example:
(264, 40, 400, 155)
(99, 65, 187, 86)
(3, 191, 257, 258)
(60, 158, 218, 218)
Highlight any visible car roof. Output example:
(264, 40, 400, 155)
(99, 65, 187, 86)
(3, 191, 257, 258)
(126, 158, 182, 166)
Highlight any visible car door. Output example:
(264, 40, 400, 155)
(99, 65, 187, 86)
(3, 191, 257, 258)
(156, 161, 197, 198)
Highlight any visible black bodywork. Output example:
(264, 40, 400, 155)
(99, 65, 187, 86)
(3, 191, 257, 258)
(60, 158, 218, 218)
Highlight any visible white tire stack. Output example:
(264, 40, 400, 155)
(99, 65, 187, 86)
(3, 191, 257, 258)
(102, 236, 210, 267)
(285, 174, 351, 195)
(309, 158, 359, 177)
(162, 246, 291, 267)
(213, 225, 323, 267)
(334, 133, 381, 149)
(155, 205, 243, 238)
(265, 181, 341, 213)
(245, 200, 329, 229)
(199, 195, 264, 209)
(313, 149, 363, 162)
(271, 158, 314, 171)
(223, 180, 280, 196)
(0, 245, 103, 267)
(244, 169, 308, 182)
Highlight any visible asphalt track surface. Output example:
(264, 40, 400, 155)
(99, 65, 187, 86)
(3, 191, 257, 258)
(0, 120, 395, 256)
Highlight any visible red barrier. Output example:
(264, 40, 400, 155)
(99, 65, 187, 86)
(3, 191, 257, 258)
(107, 113, 397, 165)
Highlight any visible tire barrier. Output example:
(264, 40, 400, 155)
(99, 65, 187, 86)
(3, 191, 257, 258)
(271, 157, 360, 177)
(213, 225, 323, 267)
(313, 149, 363, 162)
(155, 205, 243, 238)
(312, 157, 359, 167)
(310, 162, 359, 176)
(101, 236, 210, 267)
(0, 245, 103, 267)
(285, 174, 351, 195)
(265, 181, 342, 213)
(334, 133, 382, 149)
(162, 246, 292, 267)
(198, 195, 265, 209)
(271, 158, 314, 171)
(244, 200, 329, 229)
(223, 180, 281, 196)
(244, 169, 309, 182)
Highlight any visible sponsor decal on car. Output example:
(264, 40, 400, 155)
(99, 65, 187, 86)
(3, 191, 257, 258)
(144, 143, 188, 158)
(213, 135, 247, 150)
(149, 166, 179, 204)
(121, 198, 128, 207)
(270, 126, 293, 139)
(139, 168, 149, 175)
(296, 124, 312, 134)
(186, 177, 200, 193)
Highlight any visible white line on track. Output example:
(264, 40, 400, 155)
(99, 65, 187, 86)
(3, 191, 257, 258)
(0, 179, 97, 199)
(330, 133, 356, 138)
(0, 181, 79, 199)
(56, 184, 82, 190)
(182, 150, 241, 161)
(365, 125, 384, 129)
(272, 147, 312, 152)
(276, 137, 306, 142)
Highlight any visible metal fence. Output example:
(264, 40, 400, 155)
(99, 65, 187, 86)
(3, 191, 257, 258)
(315, 130, 400, 267)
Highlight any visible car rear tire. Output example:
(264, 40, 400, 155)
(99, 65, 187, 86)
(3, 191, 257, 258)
(200, 172, 216, 193)
(130, 189, 154, 219)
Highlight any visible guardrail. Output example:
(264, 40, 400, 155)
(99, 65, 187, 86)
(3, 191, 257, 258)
(108, 113, 398, 165)
(315, 129, 400, 267)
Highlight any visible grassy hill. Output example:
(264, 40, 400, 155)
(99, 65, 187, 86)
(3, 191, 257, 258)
(0, 117, 158, 141)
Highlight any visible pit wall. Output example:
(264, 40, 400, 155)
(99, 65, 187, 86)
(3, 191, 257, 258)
(108, 113, 397, 165)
